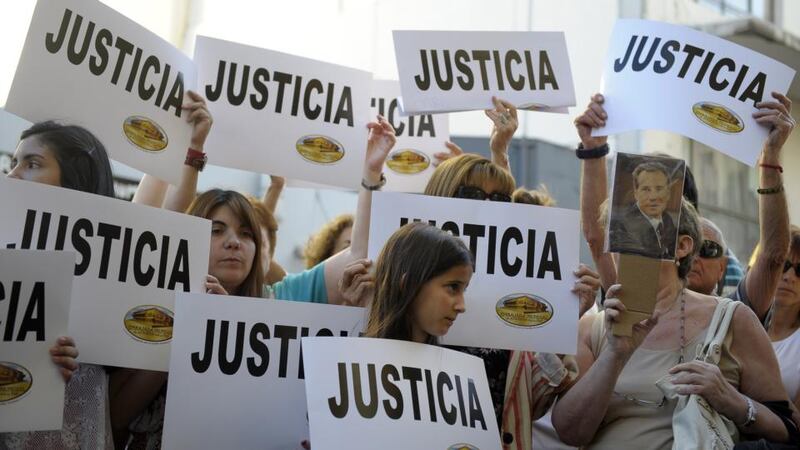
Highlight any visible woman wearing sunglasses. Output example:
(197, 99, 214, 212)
(763, 226, 800, 410)
(555, 93, 800, 448)
(421, 152, 600, 449)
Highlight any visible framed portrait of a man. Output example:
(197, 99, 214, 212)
(607, 153, 686, 260)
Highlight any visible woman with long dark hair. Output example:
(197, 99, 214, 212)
(3, 120, 116, 450)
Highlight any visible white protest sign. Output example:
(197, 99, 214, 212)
(195, 36, 372, 190)
(393, 30, 576, 115)
(162, 293, 365, 450)
(0, 249, 73, 432)
(371, 80, 449, 193)
(0, 177, 210, 371)
(303, 336, 501, 450)
(368, 192, 580, 354)
(5, 0, 196, 185)
(594, 19, 796, 166)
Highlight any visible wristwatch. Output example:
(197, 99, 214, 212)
(185, 148, 207, 172)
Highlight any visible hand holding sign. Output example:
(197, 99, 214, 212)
(337, 258, 374, 307)
(364, 115, 397, 182)
(574, 94, 609, 149)
(603, 284, 659, 356)
(754, 92, 795, 154)
(486, 97, 518, 170)
(49, 335, 79, 382)
(183, 90, 213, 151)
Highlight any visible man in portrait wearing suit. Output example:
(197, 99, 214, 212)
(609, 161, 677, 259)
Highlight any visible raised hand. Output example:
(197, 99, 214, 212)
(364, 115, 397, 180)
(574, 93, 608, 149)
(183, 90, 213, 151)
(754, 91, 795, 153)
(433, 141, 464, 167)
(485, 96, 518, 157)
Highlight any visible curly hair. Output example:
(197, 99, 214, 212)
(304, 214, 354, 268)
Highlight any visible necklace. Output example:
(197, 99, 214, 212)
(678, 288, 686, 363)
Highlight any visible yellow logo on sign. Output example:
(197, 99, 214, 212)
(692, 102, 744, 134)
(386, 149, 430, 175)
(448, 444, 480, 450)
(123, 116, 169, 152)
(123, 305, 174, 343)
(295, 135, 345, 164)
(0, 362, 32, 404)
(495, 293, 553, 328)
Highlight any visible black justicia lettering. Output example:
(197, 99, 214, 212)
(613, 34, 766, 106)
(44, 9, 184, 117)
(414, 48, 559, 92)
(205, 60, 354, 127)
(191, 319, 349, 378)
(6, 210, 190, 291)
(328, 362, 487, 430)
(398, 218, 562, 279)
(0, 280, 46, 342)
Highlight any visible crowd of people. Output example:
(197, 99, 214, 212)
(2, 82, 799, 450)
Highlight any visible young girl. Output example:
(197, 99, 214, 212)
(3, 121, 116, 450)
(365, 222, 474, 343)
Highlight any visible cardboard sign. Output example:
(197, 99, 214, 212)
(371, 80, 449, 193)
(612, 253, 662, 336)
(0, 177, 210, 371)
(607, 152, 686, 260)
(368, 192, 580, 354)
(5, 0, 196, 185)
(162, 293, 366, 450)
(593, 19, 796, 166)
(303, 336, 501, 450)
(0, 249, 74, 432)
(195, 36, 372, 190)
(393, 30, 576, 114)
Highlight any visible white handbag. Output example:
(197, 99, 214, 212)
(656, 297, 740, 450)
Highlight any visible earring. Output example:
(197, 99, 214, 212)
(674, 258, 680, 267)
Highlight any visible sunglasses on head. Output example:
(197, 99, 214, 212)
(699, 240, 724, 259)
(454, 185, 511, 203)
(784, 260, 800, 277)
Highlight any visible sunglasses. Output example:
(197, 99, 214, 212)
(699, 240, 724, 259)
(784, 260, 800, 277)
(454, 185, 511, 203)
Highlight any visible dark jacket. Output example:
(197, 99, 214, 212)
(609, 203, 677, 259)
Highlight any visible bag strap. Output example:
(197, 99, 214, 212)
(696, 297, 739, 364)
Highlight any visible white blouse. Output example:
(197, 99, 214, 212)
(773, 327, 800, 402)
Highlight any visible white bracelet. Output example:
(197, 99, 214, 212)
(738, 396, 756, 428)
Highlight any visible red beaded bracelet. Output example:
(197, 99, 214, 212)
(759, 163, 783, 173)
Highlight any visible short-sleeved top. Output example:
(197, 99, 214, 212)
(262, 262, 328, 303)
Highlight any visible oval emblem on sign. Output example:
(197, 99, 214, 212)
(295, 135, 345, 164)
(448, 444, 479, 450)
(123, 305, 174, 343)
(0, 362, 33, 404)
(495, 293, 553, 328)
(386, 149, 430, 175)
(692, 102, 744, 133)
(123, 116, 169, 152)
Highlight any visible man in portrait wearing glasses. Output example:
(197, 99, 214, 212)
(609, 161, 678, 259)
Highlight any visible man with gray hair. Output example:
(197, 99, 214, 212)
(609, 160, 678, 259)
